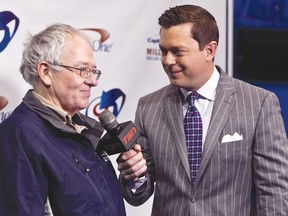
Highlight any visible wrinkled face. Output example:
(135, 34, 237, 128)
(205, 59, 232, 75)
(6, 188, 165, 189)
(159, 23, 215, 91)
(44, 35, 98, 115)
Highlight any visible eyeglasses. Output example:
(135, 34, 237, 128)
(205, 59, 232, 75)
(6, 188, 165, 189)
(48, 62, 102, 80)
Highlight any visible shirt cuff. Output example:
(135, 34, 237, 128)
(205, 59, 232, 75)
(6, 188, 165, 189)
(127, 175, 147, 193)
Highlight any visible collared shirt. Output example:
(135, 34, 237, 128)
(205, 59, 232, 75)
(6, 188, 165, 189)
(131, 67, 220, 192)
(32, 91, 87, 133)
(180, 66, 220, 145)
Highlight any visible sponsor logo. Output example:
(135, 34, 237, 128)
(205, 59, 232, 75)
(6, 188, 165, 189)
(0, 96, 11, 123)
(80, 28, 113, 53)
(146, 35, 161, 61)
(0, 96, 8, 110)
(0, 11, 20, 52)
(85, 88, 126, 119)
(147, 37, 160, 43)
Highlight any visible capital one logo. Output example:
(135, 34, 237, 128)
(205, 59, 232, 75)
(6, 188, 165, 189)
(0, 96, 8, 111)
(0, 96, 11, 123)
(0, 11, 20, 52)
(80, 28, 113, 53)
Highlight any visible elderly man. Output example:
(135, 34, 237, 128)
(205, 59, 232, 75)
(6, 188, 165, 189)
(0, 23, 126, 216)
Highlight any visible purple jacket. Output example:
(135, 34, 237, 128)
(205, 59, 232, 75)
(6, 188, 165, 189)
(0, 90, 126, 216)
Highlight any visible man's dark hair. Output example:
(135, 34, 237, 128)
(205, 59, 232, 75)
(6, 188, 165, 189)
(158, 4, 219, 50)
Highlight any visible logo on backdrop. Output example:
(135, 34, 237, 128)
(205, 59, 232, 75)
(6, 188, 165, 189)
(85, 88, 126, 119)
(80, 28, 113, 53)
(0, 11, 20, 53)
(0, 96, 8, 111)
(0, 96, 11, 123)
(146, 35, 161, 61)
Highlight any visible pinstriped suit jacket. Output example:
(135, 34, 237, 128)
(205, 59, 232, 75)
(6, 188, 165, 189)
(121, 67, 288, 215)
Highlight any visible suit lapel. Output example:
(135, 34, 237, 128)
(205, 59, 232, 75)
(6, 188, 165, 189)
(165, 86, 192, 179)
(163, 70, 237, 184)
(196, 71, 236, 183)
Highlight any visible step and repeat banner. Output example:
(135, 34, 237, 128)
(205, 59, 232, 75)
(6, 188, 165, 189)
(0, 0, 229, 215)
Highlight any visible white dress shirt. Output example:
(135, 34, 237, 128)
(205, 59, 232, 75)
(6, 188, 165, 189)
(131, 67, 220, 191)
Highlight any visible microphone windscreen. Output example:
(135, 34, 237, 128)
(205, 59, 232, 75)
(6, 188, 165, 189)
(98, 110, 118, 131)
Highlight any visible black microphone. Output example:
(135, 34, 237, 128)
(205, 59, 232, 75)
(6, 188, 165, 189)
(97, 110, 140, 155)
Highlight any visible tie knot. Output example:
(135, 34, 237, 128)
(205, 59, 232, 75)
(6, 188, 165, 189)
(187, 92, 199, 105)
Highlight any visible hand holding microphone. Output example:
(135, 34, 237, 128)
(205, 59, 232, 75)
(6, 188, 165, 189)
(98, 110, 147, 181)
(97, 109, 140, 155)
(116, 143, 147, 181)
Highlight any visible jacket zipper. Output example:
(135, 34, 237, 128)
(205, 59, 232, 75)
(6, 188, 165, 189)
(72, 154, 89, 174)
(95, 153, 118, 215)
(71, 154, 106, 206)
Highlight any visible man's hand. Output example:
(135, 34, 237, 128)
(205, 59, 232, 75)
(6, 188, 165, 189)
(116, 144, 147, 181)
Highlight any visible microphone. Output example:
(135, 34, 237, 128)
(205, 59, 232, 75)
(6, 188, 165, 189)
(97, 110, 140, 155)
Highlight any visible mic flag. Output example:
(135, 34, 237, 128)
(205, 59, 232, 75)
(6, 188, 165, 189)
(97, 110, 140, 155)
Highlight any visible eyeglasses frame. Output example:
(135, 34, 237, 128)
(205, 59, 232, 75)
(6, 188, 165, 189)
(47, 61, 101, 80)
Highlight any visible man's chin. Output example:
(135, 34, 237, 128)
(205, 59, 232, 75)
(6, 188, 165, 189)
(169, 78, 181, 87)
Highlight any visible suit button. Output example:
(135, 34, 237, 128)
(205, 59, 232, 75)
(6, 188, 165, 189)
(190, 196, 196, 203)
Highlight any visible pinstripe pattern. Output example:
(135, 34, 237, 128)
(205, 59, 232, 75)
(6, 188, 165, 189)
(121, 68, 288, 215)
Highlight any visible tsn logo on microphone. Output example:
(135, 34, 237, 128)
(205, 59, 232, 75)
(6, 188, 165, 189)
(122, 127, 137, 145)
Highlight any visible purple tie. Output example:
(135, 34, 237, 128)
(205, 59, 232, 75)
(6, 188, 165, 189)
(183, 92, 203, 184)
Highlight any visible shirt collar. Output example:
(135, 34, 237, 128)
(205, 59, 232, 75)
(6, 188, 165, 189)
(32, 90, 69, 123)
(32, 91, 87, 133)
(180, 65, 220, 102)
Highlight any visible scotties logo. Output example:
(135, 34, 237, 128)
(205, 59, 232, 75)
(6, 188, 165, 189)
(85, 88, 126, 119)
(0, 11, 20, 52)
(80, 28, 113, 53)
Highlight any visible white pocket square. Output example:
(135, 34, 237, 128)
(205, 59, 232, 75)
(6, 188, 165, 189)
(221, 132, 243, 143)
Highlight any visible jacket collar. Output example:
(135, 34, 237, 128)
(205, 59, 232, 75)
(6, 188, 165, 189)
(22, 89, 104, 148)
